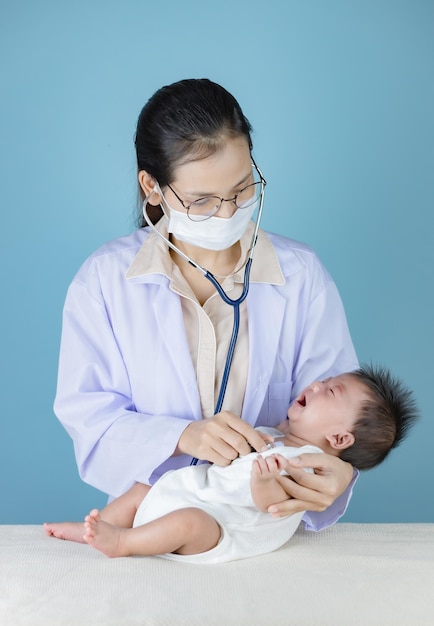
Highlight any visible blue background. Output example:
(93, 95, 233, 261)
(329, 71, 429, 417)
(1, 0, 432, 524)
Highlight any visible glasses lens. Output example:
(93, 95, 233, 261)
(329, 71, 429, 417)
(235, 182, 262, 209)
(187, 197, 221, 221)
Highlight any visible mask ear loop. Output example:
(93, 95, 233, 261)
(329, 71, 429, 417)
(142, 190, 207, 276)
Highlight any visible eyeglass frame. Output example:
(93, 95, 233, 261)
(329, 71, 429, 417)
(162, 158, 267, 222)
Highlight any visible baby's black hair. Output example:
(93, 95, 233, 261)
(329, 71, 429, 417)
(339, 364, 419, 470)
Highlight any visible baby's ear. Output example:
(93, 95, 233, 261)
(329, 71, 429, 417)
(326, 431, 355, 450)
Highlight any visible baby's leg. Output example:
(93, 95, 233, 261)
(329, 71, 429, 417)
(83, 507, 221, 558)
(100, 483, 151, 527)
(44, 482, 151, 542)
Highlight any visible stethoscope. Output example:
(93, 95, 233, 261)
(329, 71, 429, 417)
(142, 162, 266, 465)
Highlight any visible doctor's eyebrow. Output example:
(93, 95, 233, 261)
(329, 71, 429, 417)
(182, 169, 254, 198)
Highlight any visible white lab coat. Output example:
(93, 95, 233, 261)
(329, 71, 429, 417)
(54, 226, 358, 529)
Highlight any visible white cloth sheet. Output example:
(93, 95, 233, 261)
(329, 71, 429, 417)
(1, 524, 433, 625)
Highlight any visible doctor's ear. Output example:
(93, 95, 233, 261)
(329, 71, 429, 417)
(138, 170, 161, 205)
(326, 432, 355, 451)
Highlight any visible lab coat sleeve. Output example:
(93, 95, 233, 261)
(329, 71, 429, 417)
(302, 468, 359, 531)
(54, 277, 192, 498)
(290, 270, 359, 399)
(259, 238, 360, 530)
(290, 267, 359, 530)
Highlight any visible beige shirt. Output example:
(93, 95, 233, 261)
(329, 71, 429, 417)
(128, 219, 284, 418)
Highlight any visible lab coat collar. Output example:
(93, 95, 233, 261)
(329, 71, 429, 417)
(125, 220, 173, 281)
(125, 219, 288, 423)
(128, 256, 289, 429)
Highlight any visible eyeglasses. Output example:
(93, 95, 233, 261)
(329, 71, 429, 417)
(164, 161, 267, 222)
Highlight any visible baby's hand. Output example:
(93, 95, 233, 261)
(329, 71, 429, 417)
(250, 453, 291, 512)
(252, 453, 283, 481)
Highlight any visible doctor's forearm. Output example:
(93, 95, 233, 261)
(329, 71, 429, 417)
(57, 403, 192, 497)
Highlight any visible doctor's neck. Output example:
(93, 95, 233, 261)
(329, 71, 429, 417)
(169, 235, 241, 274)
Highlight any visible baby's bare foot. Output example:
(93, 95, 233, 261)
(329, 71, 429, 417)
(43, 521, 86, 543)
(83, 509, 128, 557)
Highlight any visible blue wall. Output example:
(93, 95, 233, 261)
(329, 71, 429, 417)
(1, 0, 432, 524)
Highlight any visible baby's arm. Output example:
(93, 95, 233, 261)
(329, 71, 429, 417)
(250, 454, 291, 513)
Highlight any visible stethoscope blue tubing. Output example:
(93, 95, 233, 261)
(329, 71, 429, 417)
(190, 257, 252, 465)
(141, 164, 265, 466)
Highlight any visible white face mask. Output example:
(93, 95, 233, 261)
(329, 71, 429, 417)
(167, 203, 256, 250)
(156, 187, 258, 251)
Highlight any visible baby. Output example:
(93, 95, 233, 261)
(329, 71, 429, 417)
(44, 364, 418, 563)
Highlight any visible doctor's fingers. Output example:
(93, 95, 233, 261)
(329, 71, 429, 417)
(177, 416, 244, 462)
(275, 453, 353, 497)
(208, 438, 246, 466)
(197, 423, 247, 464)
(203, 421, 255, 461)
(270, 474, 337, 515)
(267, 493, 326, 518)
(218, 412, 272, 455)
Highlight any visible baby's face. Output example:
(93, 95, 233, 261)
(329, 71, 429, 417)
(278, 374, 370, 445)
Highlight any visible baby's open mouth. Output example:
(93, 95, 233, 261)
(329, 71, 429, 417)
(297, 394, 306, 407)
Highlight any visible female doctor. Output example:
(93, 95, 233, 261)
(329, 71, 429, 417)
(54, 78, 359, 528)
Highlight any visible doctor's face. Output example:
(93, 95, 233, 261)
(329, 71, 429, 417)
(163, 136, 254, 219)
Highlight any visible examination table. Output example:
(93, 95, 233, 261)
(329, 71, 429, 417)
(1, 523, 433, 625)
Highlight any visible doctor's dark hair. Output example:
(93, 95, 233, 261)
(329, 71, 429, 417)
(338, 364, 419, 471)
(134, 78, 253, 226)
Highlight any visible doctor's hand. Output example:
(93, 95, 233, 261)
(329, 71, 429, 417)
(176, 411, 272, 466)
(266, 453, 354, 518)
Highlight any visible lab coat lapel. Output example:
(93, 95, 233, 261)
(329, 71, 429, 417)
(151, 286, 202, 417)
(242, 284, 285, 425)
